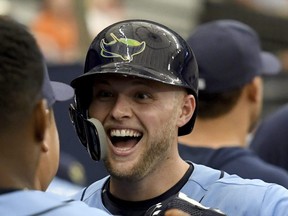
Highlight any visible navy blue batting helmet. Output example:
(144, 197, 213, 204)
(70, 19, 198, 160)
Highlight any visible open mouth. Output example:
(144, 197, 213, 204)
(109, 129, 142, 151)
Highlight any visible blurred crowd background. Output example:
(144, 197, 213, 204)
(0, 0, 202, 64)
(2, 0, 288, 188)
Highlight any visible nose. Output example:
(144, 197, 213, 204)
(110, 95, 132, 121)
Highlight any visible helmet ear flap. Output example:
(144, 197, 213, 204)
(69, 104, 107, 161)
(69, 104, 88, 148)
(85, 118, 108, 161)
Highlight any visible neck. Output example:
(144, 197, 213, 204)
(0, 164, 35, 190)
(0, 136, 39, 191)
(179, 101, 251, 148)
(109, 156, 189, 201)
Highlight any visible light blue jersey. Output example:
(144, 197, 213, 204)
(0, 190, 110, 216)
(73, 163, 288, 216)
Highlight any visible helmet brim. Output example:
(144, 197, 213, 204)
(71, 62, 188, 89)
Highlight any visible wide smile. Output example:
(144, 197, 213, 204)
(108, 128, 143, 155)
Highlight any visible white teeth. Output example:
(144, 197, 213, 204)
(110, 129, 141, 137)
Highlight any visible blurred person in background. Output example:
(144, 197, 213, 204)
(85, 0, 125, 38)
(178, 19, 288, 189)
(30, 0, 81, 64)
(250, 103, 288, 172)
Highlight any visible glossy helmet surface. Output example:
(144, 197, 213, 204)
(71, 19, 198, 136)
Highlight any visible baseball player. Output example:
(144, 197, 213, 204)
(0, 16, 109, 215)
(250, 103, 288, 172)
(178, 19, 288, 189)
(69, 19, 288, 215)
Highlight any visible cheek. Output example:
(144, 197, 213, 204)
(51, 124, 60, 171)
(140, 104, 177, 130)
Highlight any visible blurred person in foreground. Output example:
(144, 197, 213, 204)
(46, 151, 87, 197)
(0, 15, 109, 215)
(178, 19, 288, 188)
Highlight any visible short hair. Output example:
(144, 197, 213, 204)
(0, 16, 44, 132)
(197, 87, 243, 119)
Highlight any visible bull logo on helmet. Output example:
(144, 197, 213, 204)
(100, 33, 146, 61)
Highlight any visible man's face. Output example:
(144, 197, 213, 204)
(88, 75, 187, 182)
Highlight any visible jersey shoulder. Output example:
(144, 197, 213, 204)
(0, 190, 110, 216)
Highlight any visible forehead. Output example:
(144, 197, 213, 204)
(90, 74, 187, 96)
(92, 74, 169, 88)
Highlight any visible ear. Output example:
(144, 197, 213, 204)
(246, 76, 263, 103)
(33, 99, 49, 143)
(177, 94, 196, 127)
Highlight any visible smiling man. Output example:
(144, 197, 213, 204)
(69, 20, 288, 216)
(89, 75, 192, 185)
